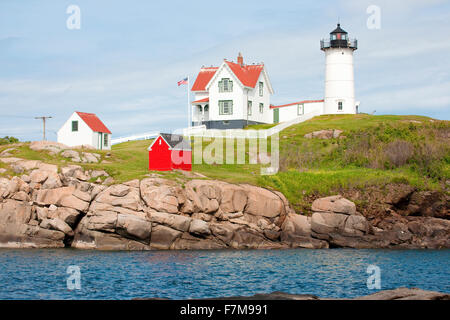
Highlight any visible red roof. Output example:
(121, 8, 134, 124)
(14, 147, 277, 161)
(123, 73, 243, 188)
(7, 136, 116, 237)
(270, 100, 324, 109)
(191, 67, 218, 91)
(76, 112, 111, 134)
(224, 61, 263, 88)
(191, 97, 209, 104)
(191, 61, 264, 91)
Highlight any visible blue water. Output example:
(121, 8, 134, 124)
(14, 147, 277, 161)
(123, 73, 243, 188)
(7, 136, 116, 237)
(0, 249, 448, 300)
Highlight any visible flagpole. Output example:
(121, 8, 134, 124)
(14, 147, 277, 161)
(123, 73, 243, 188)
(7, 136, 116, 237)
(187, 76, 190, 138)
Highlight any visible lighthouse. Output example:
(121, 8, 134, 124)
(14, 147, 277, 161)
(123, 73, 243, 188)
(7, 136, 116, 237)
(321, 24, 358, 114)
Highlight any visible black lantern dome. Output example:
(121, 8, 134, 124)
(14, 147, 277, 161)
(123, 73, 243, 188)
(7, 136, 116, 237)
(321, 23, 357, 50)
(331, 23, 348, 35)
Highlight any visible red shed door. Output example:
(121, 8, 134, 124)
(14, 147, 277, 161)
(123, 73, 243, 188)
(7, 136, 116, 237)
(171, 150, 192, 171)
(148, 136, 172, 171)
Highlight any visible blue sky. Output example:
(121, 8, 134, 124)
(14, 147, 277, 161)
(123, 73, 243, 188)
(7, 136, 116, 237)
(0, 0, 449, 141)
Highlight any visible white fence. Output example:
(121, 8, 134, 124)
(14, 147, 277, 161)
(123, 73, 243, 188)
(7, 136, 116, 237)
(111, 109, 323, 144)
(182, 109, 323, 138)
(111, 131, 160, 145)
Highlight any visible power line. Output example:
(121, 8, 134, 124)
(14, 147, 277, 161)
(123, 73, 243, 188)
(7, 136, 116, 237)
(1, 115, 37, 119)
(34, 116, 53, 141)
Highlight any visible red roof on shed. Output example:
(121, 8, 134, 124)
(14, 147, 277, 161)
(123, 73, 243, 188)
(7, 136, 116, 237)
(76, 112, 111, 134)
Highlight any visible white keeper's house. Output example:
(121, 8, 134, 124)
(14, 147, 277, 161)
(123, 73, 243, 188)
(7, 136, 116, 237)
(191, 52, 274, 129)
(190, 23, 359, 129)
(57, 111, 112, 150)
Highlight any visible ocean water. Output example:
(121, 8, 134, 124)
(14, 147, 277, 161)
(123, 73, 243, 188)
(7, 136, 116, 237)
(0, 248, 448, 300)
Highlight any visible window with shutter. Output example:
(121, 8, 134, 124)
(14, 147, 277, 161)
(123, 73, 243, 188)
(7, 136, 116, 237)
(219, 78, 233, 92)
(219, 100, 233, 115)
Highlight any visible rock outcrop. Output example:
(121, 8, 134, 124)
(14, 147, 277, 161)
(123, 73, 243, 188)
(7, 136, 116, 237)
(147, 288, 448, 300)
(29, 141, 102, 163)
(0, 157, 449, 250)
(304, 129, 343, 139)
(71, 178, 294, 250)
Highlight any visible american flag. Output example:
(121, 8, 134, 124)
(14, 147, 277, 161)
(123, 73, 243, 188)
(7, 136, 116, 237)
(177, 77, 188, 86)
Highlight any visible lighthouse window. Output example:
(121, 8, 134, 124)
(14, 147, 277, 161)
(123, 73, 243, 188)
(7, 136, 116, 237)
(338, 102, 343, 111)
(331, 34, 336, 40)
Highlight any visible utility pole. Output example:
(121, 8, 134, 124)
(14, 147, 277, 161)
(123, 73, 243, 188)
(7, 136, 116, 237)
(34, 116, 52, 141)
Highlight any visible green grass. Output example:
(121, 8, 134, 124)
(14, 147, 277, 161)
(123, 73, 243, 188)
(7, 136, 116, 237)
(82, 140, 185, 183)
(244, 122, 277, 130)
(258, 166, 443, 212)
(272, 114, 433, 145)
(1, 114, 448, 211)
(0, 140, 185, 182)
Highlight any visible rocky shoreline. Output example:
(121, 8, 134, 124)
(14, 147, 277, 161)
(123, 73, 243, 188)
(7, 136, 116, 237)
(0, 157, 449, 250)
(136, 288, 450, 300)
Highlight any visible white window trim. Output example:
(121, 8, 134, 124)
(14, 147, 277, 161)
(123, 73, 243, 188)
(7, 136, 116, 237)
(219, 100, 233, 115)
(219, 78, 233, 93)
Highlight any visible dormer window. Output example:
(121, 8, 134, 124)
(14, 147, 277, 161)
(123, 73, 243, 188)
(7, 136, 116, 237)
(219, 78, 233, 92)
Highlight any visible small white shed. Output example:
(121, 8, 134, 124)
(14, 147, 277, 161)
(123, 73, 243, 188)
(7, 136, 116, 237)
(57, 111, 112, 150)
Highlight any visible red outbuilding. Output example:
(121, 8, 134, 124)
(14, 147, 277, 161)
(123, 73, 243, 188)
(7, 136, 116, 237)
(148, 133, 192, 171)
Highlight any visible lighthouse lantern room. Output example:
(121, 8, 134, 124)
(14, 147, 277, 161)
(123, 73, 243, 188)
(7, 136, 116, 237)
(320, 24, 358, 115)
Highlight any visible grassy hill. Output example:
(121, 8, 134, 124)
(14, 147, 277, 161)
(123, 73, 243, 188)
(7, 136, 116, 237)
(1, 114, 449, 211)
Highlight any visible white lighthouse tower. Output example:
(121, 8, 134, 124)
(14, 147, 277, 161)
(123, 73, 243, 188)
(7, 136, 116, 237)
(321, 24, 358, 114)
